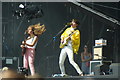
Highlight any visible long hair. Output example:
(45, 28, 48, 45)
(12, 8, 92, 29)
(26, 23, 46, 36)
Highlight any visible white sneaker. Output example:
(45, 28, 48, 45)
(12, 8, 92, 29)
(52, 74, 68, 77)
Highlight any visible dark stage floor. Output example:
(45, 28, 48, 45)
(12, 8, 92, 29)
(45, 75, 119, 80)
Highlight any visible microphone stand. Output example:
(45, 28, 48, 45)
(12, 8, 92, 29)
(44, 25, 68, 48)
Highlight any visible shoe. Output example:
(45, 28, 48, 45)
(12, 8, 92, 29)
(79, 73, 83, 76)
(52, 74, 68, 77)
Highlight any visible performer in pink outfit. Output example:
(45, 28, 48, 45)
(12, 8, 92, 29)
(20, 23, 46, 76)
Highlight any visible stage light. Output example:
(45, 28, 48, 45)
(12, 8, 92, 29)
(19, 4, 25, 9)
(13, 4, 43, 21)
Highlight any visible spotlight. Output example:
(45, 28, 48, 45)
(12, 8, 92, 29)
(19, 4, 25, 9)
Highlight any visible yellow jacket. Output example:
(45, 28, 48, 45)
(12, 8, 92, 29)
(60, 27, 80, 54)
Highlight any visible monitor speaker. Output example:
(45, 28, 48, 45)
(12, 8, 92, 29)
(90, 60, 102, 75)
(2, 57, 19, 70)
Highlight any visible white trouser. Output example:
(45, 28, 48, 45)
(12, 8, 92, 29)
(59, 46, 82, 75)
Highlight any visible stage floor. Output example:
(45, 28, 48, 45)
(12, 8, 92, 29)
(45, 75, 119, 80)
(1, 75, 119, 80)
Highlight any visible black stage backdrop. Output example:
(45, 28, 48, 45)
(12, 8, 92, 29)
(2, 2, 120, 77)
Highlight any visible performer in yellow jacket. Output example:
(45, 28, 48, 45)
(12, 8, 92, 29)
(59, 19, 83, 76)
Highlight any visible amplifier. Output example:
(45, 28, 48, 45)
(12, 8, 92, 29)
(90, 60, 112, 75)
(93, 46, 112, 60)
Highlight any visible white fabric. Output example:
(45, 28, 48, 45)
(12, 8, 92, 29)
(25, 36, 37, 48)
(59, 45, 82, 75)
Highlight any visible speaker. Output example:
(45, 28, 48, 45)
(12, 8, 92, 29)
(93, 46, 102, 60)
(90, 60, 102, 75)
(90, 60, 112, 75)
(2, 57, 19, 70)
(93, 46, 112, 60)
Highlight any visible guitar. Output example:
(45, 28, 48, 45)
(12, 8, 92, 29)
(21, 41, 26, 56)
(21, 32, 28, 56)
(22, 46, 26, 56)
(60, 31, 76, 48)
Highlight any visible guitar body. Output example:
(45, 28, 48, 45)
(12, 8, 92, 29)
(60, 31, 76, 48)
(60, 38, 69, 48)
(22, 46, 26, 56)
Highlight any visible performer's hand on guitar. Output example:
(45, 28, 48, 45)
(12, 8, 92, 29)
(22, 41, 26, 45)
(20, 40, 26, 48)
(20, 45, 25, 48)
(67, 36, 71, 40)
(61, 39, 64, 43)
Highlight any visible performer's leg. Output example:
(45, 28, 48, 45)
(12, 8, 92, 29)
(28, 49, 35, 75)
(59, 48, 67, 74)
(67, 47, 83, 75)
(23, 49, 29, 69)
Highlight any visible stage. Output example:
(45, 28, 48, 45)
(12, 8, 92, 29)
(45, 75, 119, 80)
(1, 2, 120, 79)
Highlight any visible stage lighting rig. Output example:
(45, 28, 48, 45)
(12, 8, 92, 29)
(13, 4, 44, 21)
